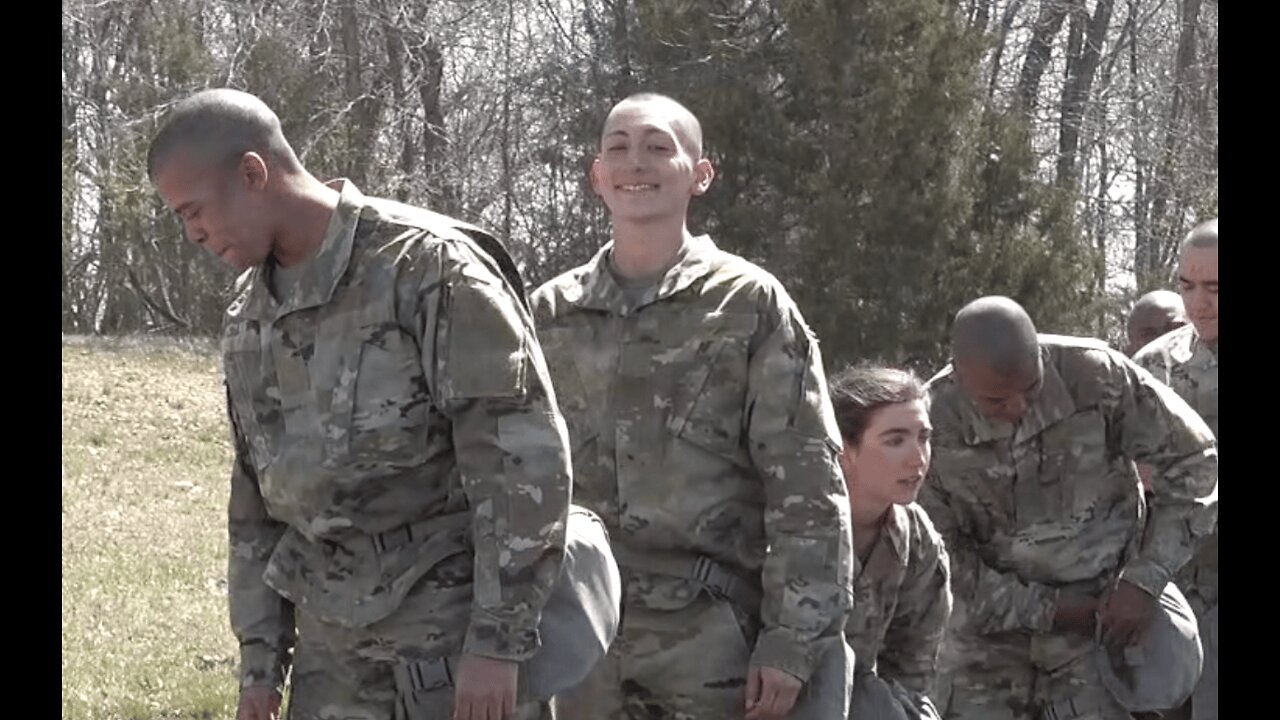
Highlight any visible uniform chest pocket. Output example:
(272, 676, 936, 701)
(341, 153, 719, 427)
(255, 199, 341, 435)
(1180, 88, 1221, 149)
(932, 445, 1013, 538)
(663, 312, 758, 458)
(325, 324, 436, 465)
(222, 326, 276, 474)
(537, 326, 600, 453)
(1034, 408, 1108, 516)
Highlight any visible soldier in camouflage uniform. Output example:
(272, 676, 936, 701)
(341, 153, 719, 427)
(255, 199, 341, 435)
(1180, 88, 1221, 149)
(1125, 290, 1187, 496)
(1126, 290, 1187, 358)
(1133, 219, 1218, 720)
(147, 89, 572, 720)
(531, 93, 853, 720)
(827, 365, 952, 719)
(920, 296, 1217, 720)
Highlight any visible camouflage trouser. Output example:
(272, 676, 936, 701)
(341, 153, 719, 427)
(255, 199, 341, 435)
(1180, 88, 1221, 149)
(849, 670, 942, 720)
(934, 631, 1131, 720)
(285, 554, 553, 720)
(555, 592, 753, 720)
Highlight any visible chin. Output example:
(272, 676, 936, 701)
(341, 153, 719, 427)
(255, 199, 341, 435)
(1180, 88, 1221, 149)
(895, 485, 923, 506)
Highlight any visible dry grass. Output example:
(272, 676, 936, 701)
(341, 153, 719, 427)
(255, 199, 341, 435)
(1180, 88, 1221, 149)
(63, 335, 240, 719)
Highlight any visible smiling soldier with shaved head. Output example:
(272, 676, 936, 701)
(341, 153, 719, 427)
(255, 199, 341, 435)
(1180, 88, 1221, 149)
(530, 93, 854, 720)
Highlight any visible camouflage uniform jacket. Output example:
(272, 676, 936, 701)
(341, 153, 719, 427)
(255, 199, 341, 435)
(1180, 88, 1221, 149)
(845, 503, 952, 695)
(919, 334, 1217, 638)
(222, 181, 572, 689)
(1134, 323, 1218, 611)
(529, 235, 853, 682)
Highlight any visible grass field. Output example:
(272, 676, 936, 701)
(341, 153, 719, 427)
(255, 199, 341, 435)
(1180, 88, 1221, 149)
(62, 335, 240, 719)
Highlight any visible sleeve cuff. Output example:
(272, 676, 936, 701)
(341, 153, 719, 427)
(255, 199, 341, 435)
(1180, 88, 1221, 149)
(239, 640, 291, 691)
(1118, 559, 1171, 598)
(750, 628, 824, 683)
(463, 613, 542, 662)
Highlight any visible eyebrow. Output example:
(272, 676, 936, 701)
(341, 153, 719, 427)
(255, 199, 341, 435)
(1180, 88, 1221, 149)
(1179, 275, 1218, 286)
(605, 127, 676, 141)
(879, 425, 931, 437)
(173, 201, 196, 217)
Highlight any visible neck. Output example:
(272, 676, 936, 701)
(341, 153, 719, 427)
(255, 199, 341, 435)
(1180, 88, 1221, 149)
(609, 215, 693, 279)
(271, 174, 341, 268)
(851, 497, 892, 534)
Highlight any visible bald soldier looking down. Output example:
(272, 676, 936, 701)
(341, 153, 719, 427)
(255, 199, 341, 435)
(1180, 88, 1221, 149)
(148, 89, 573, 720)
(921, 296, 1217, 720)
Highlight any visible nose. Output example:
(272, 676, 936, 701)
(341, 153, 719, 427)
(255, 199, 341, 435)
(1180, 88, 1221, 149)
(907, 441, 928, 471)
(181, 220, 206, 246)
(626, 144, 646, 169)
(1004, 394, 1029, 421)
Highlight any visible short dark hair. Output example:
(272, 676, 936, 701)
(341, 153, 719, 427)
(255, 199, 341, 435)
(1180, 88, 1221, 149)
(147, 88, 302, 180)
(828, 364, 926, 446)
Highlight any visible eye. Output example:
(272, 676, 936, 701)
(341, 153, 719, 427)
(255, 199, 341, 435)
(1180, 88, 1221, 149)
(884, 435, 905, 447)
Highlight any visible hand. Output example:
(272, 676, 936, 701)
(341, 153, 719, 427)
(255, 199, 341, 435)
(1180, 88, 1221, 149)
(452, 653, 519, 720)
(236, 686, 282, 720)
(1098, 580, 1157, 648)
(1052, 595, 1100, 636)
(745, 664, 803, 720)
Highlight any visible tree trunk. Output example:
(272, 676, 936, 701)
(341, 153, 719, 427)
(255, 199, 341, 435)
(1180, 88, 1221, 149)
(1017, 0, 1072, 112)
(1056, 0, 1116, 188)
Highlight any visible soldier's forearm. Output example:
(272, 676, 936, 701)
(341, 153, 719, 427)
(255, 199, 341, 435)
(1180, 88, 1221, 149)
(755, 516, 852, 682)
(1123, 507, 1208, 596)
(1135, 457, 1216, 594)
(952, 548, 1058, 635)
(450, 396, 571, 662)
(237, 637, 294, 691)
(228, 537, 295, 689)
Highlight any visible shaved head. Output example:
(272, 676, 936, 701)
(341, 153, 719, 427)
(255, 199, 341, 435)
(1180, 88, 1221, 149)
(1127, 290, 1187, 355)
(1178, 217, 1218, 346)
(1182, 218, 1218, 251)
(606, 93, 704, 159)
(147, 88, 302, 181)
(951, 296, 1041, 377)
(949, 297, 1042, 424)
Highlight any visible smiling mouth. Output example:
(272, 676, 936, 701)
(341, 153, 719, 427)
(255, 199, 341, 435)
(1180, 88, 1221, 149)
(618, 183, 658, 192)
